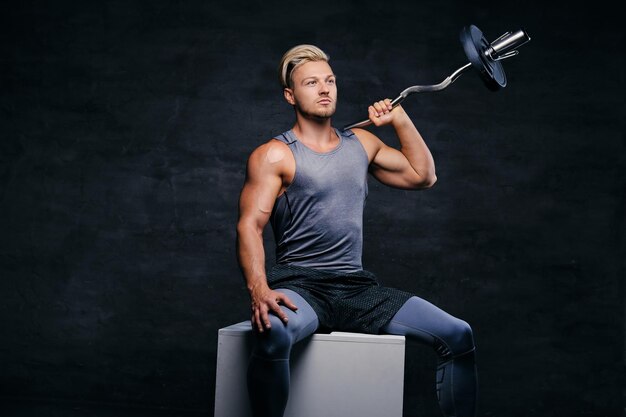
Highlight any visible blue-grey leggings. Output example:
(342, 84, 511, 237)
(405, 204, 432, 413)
(247, 289, 478, 417)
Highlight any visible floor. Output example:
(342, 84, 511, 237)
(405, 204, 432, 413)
(3, 399, 208, 417)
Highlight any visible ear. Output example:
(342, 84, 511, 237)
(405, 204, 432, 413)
(283, 87, 295, 106)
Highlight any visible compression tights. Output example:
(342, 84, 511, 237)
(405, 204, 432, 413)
(247, 289, 477, 417)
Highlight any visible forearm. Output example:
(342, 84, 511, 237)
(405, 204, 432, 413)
(391, 108, 436, 182)
(236, 223, 270, 294)
(237, 221, 296, 331)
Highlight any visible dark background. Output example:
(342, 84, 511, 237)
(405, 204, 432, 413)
(1, 1, 623, 416)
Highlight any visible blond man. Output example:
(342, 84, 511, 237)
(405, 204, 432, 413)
(237, 44, 478, 417)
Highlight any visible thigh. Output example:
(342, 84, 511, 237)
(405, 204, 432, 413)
(273, 288, 319, 343)
(381, 296, 473, 352)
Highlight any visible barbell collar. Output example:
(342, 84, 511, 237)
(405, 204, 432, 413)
(486, 29, 531, 60)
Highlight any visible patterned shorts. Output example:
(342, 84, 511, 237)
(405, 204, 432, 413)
(266, 263, 413, 334)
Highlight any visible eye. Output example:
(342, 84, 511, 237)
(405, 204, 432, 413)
(306, 80, 316, 86)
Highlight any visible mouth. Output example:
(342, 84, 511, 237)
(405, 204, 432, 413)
(317, 99, 332, 105)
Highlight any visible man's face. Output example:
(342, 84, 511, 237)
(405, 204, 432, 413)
(285, 60, 337, 120)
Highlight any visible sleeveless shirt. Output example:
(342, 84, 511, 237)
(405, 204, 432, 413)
(270, 128, 369, 272)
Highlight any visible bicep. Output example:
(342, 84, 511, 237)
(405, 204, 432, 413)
(352, 128, 422, 189)
(238, 148, 284, 231)
(369, 145, 423, 189)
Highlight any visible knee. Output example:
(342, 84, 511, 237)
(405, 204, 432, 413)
(446, 319, 475, 356)
(252, 315, 294, 360)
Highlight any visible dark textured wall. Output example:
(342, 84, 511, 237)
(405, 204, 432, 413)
(1, 1, 623, 416)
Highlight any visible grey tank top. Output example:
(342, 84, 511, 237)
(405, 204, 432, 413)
(270, 128, 369, 273)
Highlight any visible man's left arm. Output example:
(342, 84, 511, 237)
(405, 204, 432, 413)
(353, 99, 436, 190)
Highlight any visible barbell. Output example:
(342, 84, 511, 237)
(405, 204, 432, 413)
(343, 24, 531, 130)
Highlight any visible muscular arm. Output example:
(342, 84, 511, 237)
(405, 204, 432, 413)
(353, 100, 436, 190)
(236, 141, 297, 332)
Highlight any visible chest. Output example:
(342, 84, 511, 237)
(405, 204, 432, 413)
(289, 142, 369, 199)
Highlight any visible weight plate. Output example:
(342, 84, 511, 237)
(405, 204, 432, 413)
(460, 25, 506, 91)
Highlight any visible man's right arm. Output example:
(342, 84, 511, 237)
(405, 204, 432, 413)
(236, 141, 297, 333)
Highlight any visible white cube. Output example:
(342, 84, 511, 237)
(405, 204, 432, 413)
(214, 321, 405, 417)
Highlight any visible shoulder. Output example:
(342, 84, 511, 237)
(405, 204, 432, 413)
(249, 138, 291, 161)
(349, 127, 377, 141)
(347, 128, 383, 161)
(246, 138, 294, 176)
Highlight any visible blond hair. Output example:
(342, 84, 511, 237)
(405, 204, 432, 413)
(278, 44, 330, 89)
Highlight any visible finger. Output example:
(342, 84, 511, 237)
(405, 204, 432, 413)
(277, 293, 299, 312)
(259, 304, 272, 330)
(269, 300, 289, 323)
(253, 309, 264, 333)
(368, 106, 381, 125)
(383, 98, 393, 111)
(374, 100, 387, 114)
(368, 106, 383, 126)
(379, 100, 391, 113)
(373, 101, 384, 115)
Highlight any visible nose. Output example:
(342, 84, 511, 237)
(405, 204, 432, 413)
(319, 81, 330, 94)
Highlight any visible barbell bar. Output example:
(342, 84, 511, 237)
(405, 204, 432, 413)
(343, 24, 531, 130)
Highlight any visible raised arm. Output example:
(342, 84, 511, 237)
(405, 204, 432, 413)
(353, 99, 436, 190)
(236, 141, 298, 333)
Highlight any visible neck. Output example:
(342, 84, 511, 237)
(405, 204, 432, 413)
(292, 112, 335, 146)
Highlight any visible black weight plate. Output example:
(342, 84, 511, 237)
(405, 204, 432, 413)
(460, 25, 506, 91)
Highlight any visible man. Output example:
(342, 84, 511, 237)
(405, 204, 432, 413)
(236, 44, 478, 417)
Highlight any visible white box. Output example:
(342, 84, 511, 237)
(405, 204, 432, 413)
(214, 321, 405, 417)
